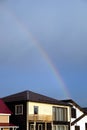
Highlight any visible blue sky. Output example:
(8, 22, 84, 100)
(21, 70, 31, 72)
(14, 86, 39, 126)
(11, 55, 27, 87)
(0, 0, 87, 106)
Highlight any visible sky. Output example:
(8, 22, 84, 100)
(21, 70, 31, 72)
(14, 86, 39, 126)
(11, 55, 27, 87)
(0, 0, 87, 107)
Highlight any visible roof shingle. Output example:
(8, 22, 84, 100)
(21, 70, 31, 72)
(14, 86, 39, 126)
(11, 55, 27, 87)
(2, 90, 71, 106)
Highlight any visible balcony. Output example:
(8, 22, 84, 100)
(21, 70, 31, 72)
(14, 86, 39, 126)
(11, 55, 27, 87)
(28, 114, 52, 122)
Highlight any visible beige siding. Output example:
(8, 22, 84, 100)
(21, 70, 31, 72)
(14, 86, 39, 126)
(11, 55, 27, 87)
(29, 102, 52, 115)
(28, 102, 71, 121)
(0, 115, 9, 123)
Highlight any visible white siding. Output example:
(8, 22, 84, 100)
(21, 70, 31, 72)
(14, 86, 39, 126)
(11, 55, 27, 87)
(70, 103, 87, 130)
(71, 106, 83, 122)
(72, 116, 87, 130)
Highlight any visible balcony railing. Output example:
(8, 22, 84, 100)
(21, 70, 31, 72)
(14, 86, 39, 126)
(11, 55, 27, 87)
(28, 114, 52, 122)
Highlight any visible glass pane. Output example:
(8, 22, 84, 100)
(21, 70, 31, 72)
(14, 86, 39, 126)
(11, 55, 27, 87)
(53, 107, 56, 120)
(52, 107, 67, 121)
(53, 126, 56, 130)
(34, 106, 38, 114)
(30, 124, 34, 130)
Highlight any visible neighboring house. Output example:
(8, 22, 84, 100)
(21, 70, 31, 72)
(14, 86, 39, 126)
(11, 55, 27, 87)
(2, 90, 71, 130)
(0, 99, 18, 130)
(62, 99, 87, 130)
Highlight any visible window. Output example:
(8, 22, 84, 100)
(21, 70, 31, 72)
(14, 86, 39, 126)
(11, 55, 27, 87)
(53, 107, 68, 121)
(75, 126, 80, 130)
(15, 104, 23, 115)
(34, 106, 38, 114)
(85, 123, 87, 130)
(58, 125, 68, 130)
(71, 108, 76, 118)
(53, 125, 68, 130)
(38, 124, 43, 130)
(53, 125, 56, 130)
(30, 124, 34, 130)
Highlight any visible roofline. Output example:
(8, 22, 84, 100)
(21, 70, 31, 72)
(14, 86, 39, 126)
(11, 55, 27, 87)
(0, 126, 19, 128)
(0, 114, 11, 115)
(61, 99, 87, 114)
(2, 90, 71, 107)
(28, 100, 72, 106)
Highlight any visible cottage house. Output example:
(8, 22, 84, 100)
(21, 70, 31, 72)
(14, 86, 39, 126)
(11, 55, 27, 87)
(0, 99, 18, 130)
(62, 99, 87, 130)
(3, 90, 71, 130)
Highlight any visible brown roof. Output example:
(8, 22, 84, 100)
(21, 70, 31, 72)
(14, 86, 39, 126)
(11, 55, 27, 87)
(61, 99, 87, 113)
(2, 90, 71, 106)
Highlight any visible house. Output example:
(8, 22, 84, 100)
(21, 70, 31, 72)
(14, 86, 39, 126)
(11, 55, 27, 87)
(2, 90, 71, 130)
(62, 99, 87, 130)
(0, 99, 18, 130)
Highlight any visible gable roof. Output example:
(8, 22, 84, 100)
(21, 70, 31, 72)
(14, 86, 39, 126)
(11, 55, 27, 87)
(61, 99, 86, 113)
(0, 99, 11, 114)
(2, 90, 70, 106)
(61, 99, 87, 126)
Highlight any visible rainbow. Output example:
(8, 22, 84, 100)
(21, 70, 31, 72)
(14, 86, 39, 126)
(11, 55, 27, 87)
(1, 5, 70, 99)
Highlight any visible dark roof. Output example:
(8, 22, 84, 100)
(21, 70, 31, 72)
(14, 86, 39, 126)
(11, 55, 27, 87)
(62, 99, 87, 126)
(83, 107, 87, 112)
(61, 99, 87, 113)
(0, 99, 11, 114)
(2, 90, 70, 106)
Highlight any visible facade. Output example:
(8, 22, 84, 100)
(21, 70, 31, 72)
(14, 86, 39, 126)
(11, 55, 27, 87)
(62, 99, 87, 130)
(0, 99, 18, 130)
(3, 90, 71, 130)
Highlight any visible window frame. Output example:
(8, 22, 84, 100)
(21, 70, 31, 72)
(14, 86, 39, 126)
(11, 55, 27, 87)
(85, 123, 87, 130)
(52, 106, 68, 121)
(15, 104, 23, 115)
(75, 126, 80, 130)
(71, 107, 76, 118)
(34, 106, 38, 114)
(53, 125, 68, 130)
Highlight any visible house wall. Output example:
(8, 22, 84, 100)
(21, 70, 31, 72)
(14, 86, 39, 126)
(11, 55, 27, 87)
(71, 105, 83, 122)
(28, 101, 71, 122)
(70, 104, 87, 130)
(4, 100, 71, 130)
(6, 101, 27, 130)
(0, 115, 9, 123)
(71, 115, 87, 130)
(0, 115, 11, 130)
(28, 102, 52, 115)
